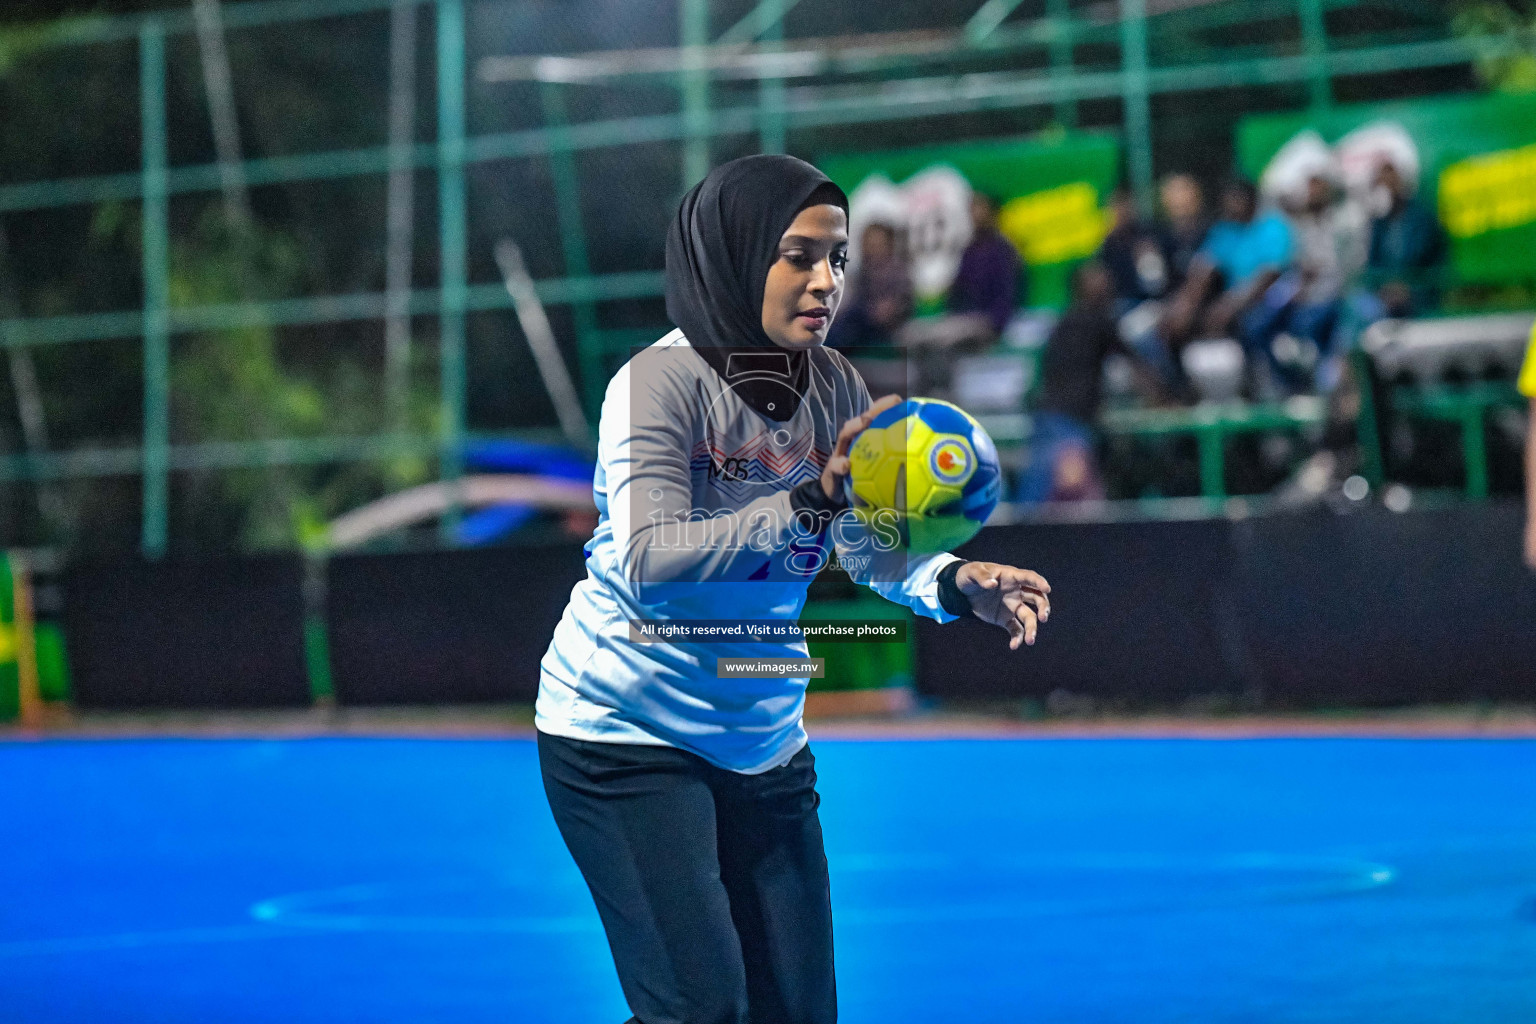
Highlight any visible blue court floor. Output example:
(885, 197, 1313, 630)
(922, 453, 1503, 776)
(1, 736, 1533, 1023)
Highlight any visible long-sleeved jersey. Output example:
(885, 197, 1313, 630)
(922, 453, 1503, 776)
(536, 330, 961, 773)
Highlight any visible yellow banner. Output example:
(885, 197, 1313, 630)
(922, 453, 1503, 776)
(998, 182, 1111, 266)
(1438, 142, 1536, 239)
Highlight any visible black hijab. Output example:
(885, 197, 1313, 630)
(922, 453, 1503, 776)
(665, 154, 849, 422)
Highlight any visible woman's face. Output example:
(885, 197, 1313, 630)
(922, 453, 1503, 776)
(761, 203, 848, 350)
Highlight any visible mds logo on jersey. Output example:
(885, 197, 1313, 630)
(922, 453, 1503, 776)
(708, 456, 750, 482)
(693, 431, 826, 495)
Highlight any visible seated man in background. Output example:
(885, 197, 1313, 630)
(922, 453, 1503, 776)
(1159, 173, 1210, 293)
(827, 221, 913, 350)
(1263, 172, 1368, 392)
(1163, 178, 1294, 395)
(947, 191, 1026, 336)
(1099, 187, 1174, 308)
(1364, 160, 1446, 318)
(1102, 178, 1210, 391)
(897, 191, 1026, 396)
(1017, 262, 1159, 503)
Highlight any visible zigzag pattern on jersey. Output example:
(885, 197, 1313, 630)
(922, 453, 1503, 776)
(689, 431, 829, 502)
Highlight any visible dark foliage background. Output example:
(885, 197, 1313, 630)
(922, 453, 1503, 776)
(0, 1, 1490, 552)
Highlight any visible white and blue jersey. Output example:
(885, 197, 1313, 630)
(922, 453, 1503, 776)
(536, 330, 961, 773)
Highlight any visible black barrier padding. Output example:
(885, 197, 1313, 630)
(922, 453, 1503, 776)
(327, 544, 587, 705)
(63, 555, 309, 708)
(914, 503, 1536, 706)
(915, 519, 1241, 701)
(1234, 503, 1536, 705)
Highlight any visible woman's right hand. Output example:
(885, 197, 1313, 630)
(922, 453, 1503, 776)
(820, 394, 903, 502)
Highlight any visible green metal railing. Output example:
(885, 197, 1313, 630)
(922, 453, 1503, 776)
(436, 0, 467, 542)
(139, 25, 171, 553)
(0, 0, 1500, 555)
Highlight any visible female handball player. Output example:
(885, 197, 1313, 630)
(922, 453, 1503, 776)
(536, 154, 1052, 1024)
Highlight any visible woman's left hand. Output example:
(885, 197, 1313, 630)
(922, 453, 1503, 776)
(955, 561, 1051, 650)
(820, 393, 903, 501)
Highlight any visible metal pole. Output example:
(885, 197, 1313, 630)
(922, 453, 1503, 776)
(1298, 0, 1332, 116)
(0, 226, 69, 536)
(1048, 0, 1077, 129)
(9, 552, 41, 728)
(540, 82, 603, 427)
(385, 0, 419, 429)
(140, 22, 171, 558)
(302, 556, 335, 704)
(1461, 407, 1488, 500)
(1350, 350, 1384, 487)
(965, 0, 1031, 43)
(0, 35, 1513, 218)
(717, 0, 806, 46)
(191, 0, 253, 228)
(681, 0, 710, 188)
(1119, 0, 1153, 217)
(758, 0, 787, 154)
(494, 239, 590, 447)
(436, 0, 467, 543)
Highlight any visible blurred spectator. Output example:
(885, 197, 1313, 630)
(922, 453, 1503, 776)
(1365, 161, 1446, 317)
(1163, 179, 1294, 396)
(1160, 173, 1209, 289)
(827, 221, 914, 349)
(1102, 178, 1211, 391)
(946, 192, 1025, 335)
(1099, 187, 1173, 307)
(1289, 173, 1369, 307)
(1199, 179, 1293, 316)
(1255, 172, 1368, 391)
(896, 192, 1025, 397)
(1018, 262, 1157, 502)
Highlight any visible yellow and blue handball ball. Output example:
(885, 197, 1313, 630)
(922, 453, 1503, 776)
(845, 397, 1002, 552)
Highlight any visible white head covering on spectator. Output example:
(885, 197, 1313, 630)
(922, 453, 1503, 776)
(1260, 129, 1339, 208)
(1334, 120, 1420, 196)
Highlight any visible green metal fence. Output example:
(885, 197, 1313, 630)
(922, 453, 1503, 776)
(0, 0, 1505, 555)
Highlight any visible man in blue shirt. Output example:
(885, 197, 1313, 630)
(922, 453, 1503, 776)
(1162, 178, 1296, 395)
(1196, 179, 1294, 339)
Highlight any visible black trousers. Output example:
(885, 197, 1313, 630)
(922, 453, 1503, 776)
(537, 730, 836, 1024)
